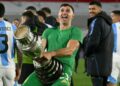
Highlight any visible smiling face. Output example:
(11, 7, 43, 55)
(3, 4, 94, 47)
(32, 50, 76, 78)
(58, 6, 74, 25)
(89, 5, 102, 18)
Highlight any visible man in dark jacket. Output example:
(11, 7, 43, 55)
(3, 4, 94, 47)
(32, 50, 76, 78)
(83, 1, 114, 86)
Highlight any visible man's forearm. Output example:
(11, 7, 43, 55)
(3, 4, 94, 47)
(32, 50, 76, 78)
(51, 40, 79, 58)
(41, 39, 47, 52)
(16, 49, 22, 69)
(42, 39, 79, 59)
(51, 47, 76, 57)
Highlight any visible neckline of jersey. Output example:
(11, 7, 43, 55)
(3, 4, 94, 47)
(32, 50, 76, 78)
(57, 26, 73, 31)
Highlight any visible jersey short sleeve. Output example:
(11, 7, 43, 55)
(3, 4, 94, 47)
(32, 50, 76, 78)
(71, 27, 83, 43)
(42, 28, 54, 39)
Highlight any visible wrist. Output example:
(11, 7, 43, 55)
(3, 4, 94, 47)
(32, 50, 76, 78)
(51, 51, 56, 57)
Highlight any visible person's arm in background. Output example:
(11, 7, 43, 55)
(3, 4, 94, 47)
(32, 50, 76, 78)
(14, 43, 23, 81)
(12, 23, 23, 81)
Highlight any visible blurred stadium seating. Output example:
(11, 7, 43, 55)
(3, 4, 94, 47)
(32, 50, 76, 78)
(0, 0, 120, 29)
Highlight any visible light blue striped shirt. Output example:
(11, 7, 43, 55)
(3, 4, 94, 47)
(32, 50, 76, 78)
(112, 22, 120, 54)
(0, 20, 16, 68)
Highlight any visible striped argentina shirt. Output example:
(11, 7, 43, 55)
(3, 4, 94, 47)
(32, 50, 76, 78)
(0, 20, 16, 68)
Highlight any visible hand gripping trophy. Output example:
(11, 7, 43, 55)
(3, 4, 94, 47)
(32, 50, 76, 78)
(14, 25, 63, 85)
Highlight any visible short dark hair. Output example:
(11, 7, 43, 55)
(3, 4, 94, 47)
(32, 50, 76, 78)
(0, 3, 5, 17)
(41, 7, 51, 14)
(37, 10, 46, 20)
(112, 10, 120, 16)
(25, 6, 36, 11)
(89, 1, 102, 8)
(60, 3, 74, 13)
(22, 11, 34, 18)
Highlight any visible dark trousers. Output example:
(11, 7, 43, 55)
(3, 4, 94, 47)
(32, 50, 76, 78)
(18, 64, 34, 84)
(91, 76, 108, 86)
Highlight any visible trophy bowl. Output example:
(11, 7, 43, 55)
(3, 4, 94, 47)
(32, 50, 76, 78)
(14, 25, 41, 57)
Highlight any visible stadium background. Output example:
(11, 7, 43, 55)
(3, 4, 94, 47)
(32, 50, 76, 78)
(0, 0, 120, 86)
(0, 0, 120, 29)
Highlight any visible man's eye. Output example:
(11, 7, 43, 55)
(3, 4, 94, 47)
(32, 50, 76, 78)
(61, 9, 64, 12)
(66, 9, 70, 12)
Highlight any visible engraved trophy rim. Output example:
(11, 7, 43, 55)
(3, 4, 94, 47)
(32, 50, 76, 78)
(14, 25, 30, 40)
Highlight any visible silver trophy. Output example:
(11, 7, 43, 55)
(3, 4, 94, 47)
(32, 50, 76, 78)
(14, 25, 63, 85)
(14, 25, 41, 57)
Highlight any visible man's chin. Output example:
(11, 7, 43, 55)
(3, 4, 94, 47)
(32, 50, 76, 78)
(89, 15, 95, 18)
(62, 22, 69, 25)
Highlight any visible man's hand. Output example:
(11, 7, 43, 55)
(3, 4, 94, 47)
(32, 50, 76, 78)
(14, 68, 21, 81)
(41, 52, 56, 60)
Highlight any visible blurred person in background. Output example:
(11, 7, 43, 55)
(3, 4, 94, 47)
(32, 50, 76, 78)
(12, 18, 20, 28)
(16, 11, 36, 85)
(25, 6, 37, 16)
(37, 10, 53, 35)
(20, 11, 37, 34)
(0, 3, 22, 86)
(41, 7, 59, 27)
(25, 6, 50, 36)
(107, 10, 120, 86)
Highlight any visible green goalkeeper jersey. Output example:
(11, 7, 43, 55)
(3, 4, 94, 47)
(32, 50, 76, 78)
(42, 26, 83, 76)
